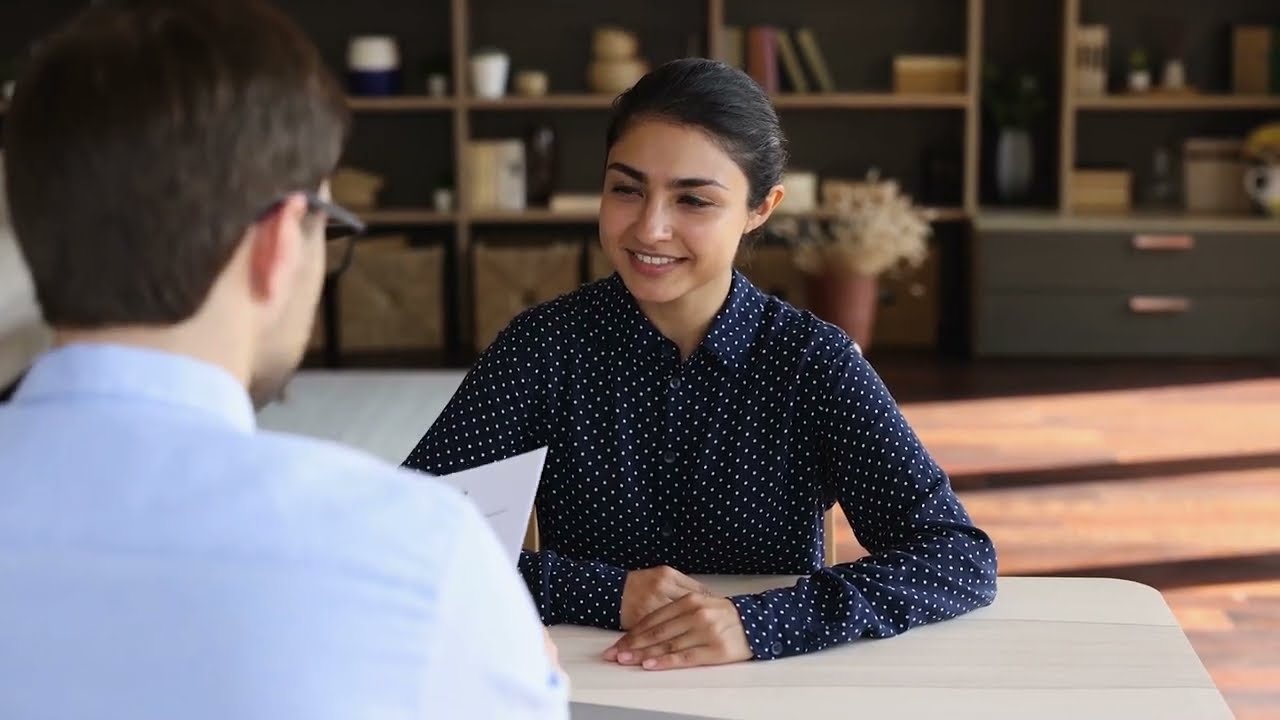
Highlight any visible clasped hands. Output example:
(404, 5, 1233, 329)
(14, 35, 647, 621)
(600, 565, 753, 671)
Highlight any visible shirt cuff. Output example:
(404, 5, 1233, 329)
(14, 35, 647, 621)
(549, 560, 629, 630)
(728, 593, 790, 660)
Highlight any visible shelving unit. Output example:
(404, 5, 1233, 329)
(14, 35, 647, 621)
(345, 96, 456, 112)
(973, 0, 1280, 360)
(1055, 0, 1280, 220)
(362, 209, 456, 226)
(0, 0, 1039, 364)
(289, 0, 988, 363)
(1074, 94, 1280, 112)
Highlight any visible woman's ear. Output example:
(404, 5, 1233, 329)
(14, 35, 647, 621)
(745, 184, 786, 234)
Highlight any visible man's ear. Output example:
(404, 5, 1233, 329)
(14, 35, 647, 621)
(247, 193, 308, 305)
(745, 184, 786, 235)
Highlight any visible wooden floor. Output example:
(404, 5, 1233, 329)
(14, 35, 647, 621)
(832, 355, 1280, 720)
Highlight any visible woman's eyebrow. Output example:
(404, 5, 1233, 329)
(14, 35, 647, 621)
(606, 162, 727, 190)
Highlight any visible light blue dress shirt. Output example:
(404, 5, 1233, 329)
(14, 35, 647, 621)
(0, 343, 567, 720)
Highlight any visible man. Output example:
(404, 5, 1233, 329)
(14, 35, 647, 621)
(0, 1, 566, 718)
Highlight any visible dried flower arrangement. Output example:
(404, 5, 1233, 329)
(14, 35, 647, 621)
(772, 170, 933, 278)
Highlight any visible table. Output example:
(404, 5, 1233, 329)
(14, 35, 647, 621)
(257, 370, 466, 462)
(554, 575, 1232, 719)
(258, 372, 1232, 720)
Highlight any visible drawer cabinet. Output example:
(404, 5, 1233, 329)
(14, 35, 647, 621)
(977, 227, 1280, 357)
(980, 293, 1280, 356)
(981, 230, 1280, 293)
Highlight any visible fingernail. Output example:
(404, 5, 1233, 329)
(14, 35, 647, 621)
(618, 651, 633, 663)
(643, 658, 657, 669)
(602, 647, 617, 661)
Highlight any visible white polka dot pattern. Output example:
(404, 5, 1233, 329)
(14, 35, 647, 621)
(403, 271, 997, 660)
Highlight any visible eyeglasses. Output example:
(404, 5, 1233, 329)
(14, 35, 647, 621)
(255, 191, 367, 278)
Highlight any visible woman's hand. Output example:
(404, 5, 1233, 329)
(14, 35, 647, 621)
(543, 628, 561, 673)
(619, 565, 710, 630)
(603, 593, 753, 670)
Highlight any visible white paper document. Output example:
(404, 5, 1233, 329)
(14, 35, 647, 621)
(435, 447, 547, 565)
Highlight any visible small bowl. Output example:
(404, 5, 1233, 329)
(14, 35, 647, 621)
(593, 27, 639, 61)
(588, 58, 647, 94)
(514, 70, 549, 97)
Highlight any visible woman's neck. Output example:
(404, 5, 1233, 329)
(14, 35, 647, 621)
(637, 270, 733, 361)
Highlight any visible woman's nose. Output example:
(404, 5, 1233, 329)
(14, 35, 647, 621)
(635, 197, 673, 243)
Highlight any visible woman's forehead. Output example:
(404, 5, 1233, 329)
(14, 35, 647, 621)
(608, 119, 744, 185)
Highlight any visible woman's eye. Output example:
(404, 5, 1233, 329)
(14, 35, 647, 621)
(610, 184, 641, 196)
(680, 195, 712, 208)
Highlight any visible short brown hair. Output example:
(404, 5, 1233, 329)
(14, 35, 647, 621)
(3, 0, 350, 327)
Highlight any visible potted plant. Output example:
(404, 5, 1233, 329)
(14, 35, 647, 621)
(1128, 48, 1152, 92)
(984, 64, 1046, 203)
(771, 170, 932, 349)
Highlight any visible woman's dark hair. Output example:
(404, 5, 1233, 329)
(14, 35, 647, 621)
(606, 58, 788, 210)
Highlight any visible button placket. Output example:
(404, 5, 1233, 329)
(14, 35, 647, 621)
(657, 364, 684, 544)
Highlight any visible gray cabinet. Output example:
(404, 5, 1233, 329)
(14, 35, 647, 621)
(976, 228, 1280, 357)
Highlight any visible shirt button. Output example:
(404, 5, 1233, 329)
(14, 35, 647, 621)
(662, 450, 676, 463)
(669, 376, 682, 390)
(770, 642, 784, 657)
(660, 523, 675, 538)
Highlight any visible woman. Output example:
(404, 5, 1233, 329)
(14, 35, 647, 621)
(403, 57, 996, 671)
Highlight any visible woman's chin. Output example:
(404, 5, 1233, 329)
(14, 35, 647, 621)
(617, 270, 689, 306)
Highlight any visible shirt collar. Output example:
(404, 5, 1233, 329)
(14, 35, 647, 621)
(12, 342, 256, 432)
(602, 270, 764, 370)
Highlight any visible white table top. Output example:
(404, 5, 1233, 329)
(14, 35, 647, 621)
(258, 372, 1232, 720)
(553, 576, 1231, 720)
(257, 370, 466, 463)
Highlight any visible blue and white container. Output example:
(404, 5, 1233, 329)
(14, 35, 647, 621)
(346, 35, 401, 96)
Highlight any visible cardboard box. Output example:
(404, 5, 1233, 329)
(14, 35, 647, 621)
(736, 244, 809, 309)
(337, 236, 445, 352)
(473, 241, 581, 351)
(1069, 169, 1132, 213)
(1233, 26, 1272, 94)
(893, 55, 966, 94)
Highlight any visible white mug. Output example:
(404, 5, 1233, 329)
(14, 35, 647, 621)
(469, 51, 510, 99)
(1244, 165, 1280, 217)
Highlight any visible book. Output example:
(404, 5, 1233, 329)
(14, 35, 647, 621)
(776, 30, 810, 93)
(718, 25, 743, 70)
(794, 28, 835, 93)
(746, 26, 779, 93)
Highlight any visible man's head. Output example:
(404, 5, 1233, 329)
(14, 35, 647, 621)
(3, 0, 355, 406)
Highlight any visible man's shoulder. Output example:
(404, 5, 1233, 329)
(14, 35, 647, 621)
(240, 430, 484, 563)
(253, 429, 472, 510)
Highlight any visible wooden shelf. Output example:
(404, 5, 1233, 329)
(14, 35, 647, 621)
(771, 92, 970, 110)
(777, 206, 969, 222)
(1073, 94, 1280, 112)
(360, 208, 455, 225)
(345, 95, 456, 112)
(465, 206, 970, 226)
(468, 208, 598, 224)
(466, 94, 616, 110)
(977, 209, 1280, 233)
(461, 92, 970, 112)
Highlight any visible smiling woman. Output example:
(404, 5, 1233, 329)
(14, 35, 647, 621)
(402, 57, 997, 671)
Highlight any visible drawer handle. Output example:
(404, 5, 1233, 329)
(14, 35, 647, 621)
(1128, 296, 1192, 314)
(1132, 234, 1195, 251)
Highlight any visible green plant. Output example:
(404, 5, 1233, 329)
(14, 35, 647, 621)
(1129, 48, 1149, 72)
(983, 64, 1047, 129)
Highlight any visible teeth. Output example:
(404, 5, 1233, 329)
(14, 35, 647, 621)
(634, 252, 678, 266)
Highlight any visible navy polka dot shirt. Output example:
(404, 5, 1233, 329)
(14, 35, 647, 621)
(403, 271, 997, 660)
